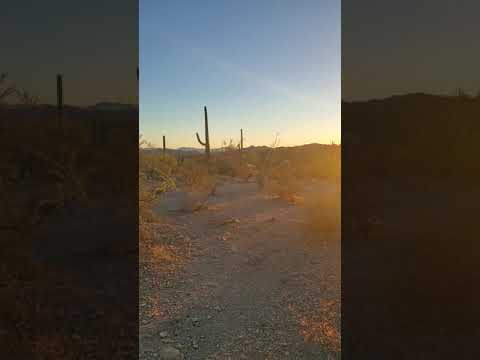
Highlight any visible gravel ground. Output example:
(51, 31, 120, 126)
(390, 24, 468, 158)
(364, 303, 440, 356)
(140, 180, 340, 360)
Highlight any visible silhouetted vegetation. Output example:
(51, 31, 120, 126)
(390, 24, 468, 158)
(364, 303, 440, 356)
(1, 96, 138, 358)
(343, 93, 480, 355)
(343, 93, 480, 182)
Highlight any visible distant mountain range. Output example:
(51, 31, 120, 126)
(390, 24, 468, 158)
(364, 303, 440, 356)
(175, 147, 204, 153)
(140, 143, 338, 154)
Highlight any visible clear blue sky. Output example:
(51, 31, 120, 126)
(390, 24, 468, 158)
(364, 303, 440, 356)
(140, 0, 340, 148)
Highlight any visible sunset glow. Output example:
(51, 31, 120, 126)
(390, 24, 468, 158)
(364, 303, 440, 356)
(140, 0, 340, 148)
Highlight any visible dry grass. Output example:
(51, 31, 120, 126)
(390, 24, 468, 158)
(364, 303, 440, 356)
(139, 147, 195, 272)
(286, 292, 340, 356)
(263, 178, 300, 202)
(258, 159, 301, 203)
(1, 111, 138, 358)
(1, 259, 136, 359)
(176, 158, 215, 192)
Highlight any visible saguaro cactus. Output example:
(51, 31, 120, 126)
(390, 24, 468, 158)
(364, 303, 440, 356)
(162, 135, 166, 157)
(240, 128, 244, 152)
(57, 74, 63, 128)
(196, 106, 211, 160)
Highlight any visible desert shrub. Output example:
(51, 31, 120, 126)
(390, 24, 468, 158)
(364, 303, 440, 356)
(262, 160, 300, 201)
(234, 161, 256, 180)
(213, 139, 250, 179)
(0, 72, 16, 104)
(175, 158, 214, 191)
(243, 150, 261, 167)
(213, 153, 255, 180)
(220, 138, 239, 152)
(305, 185, 341, 239)
(214, 156, 236, 177)
(139, 151, 177, 180)
(138, 140, 176, 251)
(139, 148, 176, 184)
(256, 143, 277, 190)
(255, 136, 299, 199)
(0, 132, 109, 233)
(1, 106, 139, 359)
(272, 144, 341, 182)
(299, 152, 339, 181)
(139, 149, 176, 223)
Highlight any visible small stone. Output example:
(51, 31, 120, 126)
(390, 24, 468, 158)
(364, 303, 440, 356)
(158, 345, 184, 360)
(159, 331, 168, 338)
(214, 306, 221, 312)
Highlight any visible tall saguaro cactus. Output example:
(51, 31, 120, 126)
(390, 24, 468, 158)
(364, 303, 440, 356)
(162, 135, 166, 157)
(196, 106, 211, 161)
(57, 74, 63, 128)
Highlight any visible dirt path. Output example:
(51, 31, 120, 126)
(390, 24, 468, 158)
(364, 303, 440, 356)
(140, 180, 340, 360)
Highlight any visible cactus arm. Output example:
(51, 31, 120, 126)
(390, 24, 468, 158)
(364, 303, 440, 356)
(196, 132, 206, 146)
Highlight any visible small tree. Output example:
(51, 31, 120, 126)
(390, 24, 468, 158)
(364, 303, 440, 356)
(257, 133, 280, 190)
(16, 88, 39, 105)
(221, 138, 238, 153)
(0, 73, 16, 104)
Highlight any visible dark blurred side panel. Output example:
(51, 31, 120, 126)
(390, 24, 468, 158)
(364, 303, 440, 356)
(0, 1, 138, 359)
(342, 1, 480, 358)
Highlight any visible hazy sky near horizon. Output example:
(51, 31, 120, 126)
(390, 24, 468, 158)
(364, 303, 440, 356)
(140, 0, 340, 148)
(343, 0, 480, 101)
(2, 0, 137, 106)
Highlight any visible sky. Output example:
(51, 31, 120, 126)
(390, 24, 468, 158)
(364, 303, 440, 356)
(1, 0, 138, 106)
(342, 0, 480, 101)
(140, 0, 340, 149)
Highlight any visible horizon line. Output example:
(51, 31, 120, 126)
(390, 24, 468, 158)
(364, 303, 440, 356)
(141, 141, 341, 150)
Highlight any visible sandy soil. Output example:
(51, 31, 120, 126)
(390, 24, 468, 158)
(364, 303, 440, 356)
(140, 179, 340, 360)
